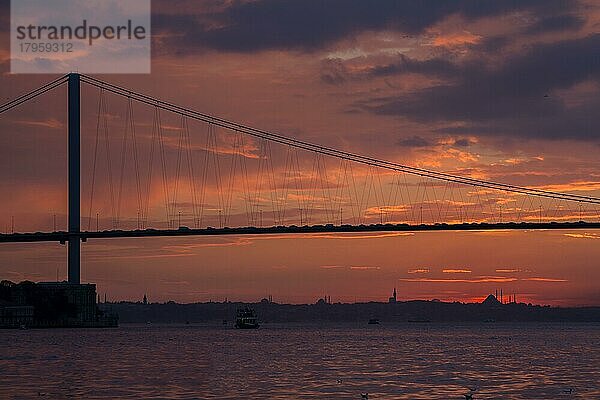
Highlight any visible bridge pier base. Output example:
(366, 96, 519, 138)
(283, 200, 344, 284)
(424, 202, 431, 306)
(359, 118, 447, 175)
(68, 73, 80, 284)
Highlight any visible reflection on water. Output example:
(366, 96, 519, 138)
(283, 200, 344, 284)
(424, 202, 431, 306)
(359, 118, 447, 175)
(1, 323, 599, 399)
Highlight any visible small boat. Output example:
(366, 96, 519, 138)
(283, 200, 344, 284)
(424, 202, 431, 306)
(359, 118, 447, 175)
(368, 318, 380, 325)
(235, 307, 259, 329)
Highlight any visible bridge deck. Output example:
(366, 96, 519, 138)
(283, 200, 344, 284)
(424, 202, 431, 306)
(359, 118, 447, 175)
(0, 222, 598, 243)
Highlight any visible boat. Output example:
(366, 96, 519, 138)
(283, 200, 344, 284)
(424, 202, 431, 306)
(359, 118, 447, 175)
(235, 307, 259, 329)
(368, 318, 380, 325)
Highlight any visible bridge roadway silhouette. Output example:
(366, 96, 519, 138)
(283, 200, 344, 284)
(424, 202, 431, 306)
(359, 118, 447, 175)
(1, 73, 599, 284)
(0, 221, 598, 243)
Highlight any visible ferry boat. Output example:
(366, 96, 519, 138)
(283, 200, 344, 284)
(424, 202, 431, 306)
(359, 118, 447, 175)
(235, 307, 259, 329)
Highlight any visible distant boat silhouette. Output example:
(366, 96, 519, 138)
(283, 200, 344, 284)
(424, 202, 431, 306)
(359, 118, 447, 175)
(368, 318, 379, 325)
(235, 307, 259, 329)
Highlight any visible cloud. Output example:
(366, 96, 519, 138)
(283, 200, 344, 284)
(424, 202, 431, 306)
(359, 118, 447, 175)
(432, 31, 481, 47)
(496, 268, 526, 273)
(365, 54, 460, 80)
(563, 233, 600, 239)
(399, 277, 517, 283)
(523, 277, 568, 282)
(153, 0, 577, 53)
(160, 279, 190, 286)
(525, 14, 585, 35)
(320, 58, 349, 85)
(320, 265, 345, 269)
(13, 118, 64, 129)
(360, 34, 600, 141)
(453, 138, 475, 147)
(397, 135, 434, 148)
(408, 268, 430, 274)
(0, 1, 8, 34)
(442, 269, 472, 273)
(531, 181, 600, 193)
(319, 265, 380, 271)
(399, 274, 568, 283)
(476, 35, 511, 52)
(309, 232, 414, 240)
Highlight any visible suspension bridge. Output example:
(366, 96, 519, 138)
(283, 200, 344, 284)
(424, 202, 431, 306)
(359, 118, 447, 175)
(1, 73, 599, 284)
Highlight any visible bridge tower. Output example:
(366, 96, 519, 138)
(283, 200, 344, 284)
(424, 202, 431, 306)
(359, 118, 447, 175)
(68, 73, 80, 284)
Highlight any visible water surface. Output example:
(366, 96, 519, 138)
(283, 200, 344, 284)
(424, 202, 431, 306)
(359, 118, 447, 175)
(1, 323, 598, 399)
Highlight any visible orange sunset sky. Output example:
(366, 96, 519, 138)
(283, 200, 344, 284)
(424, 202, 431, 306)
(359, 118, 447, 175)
(0, 0, 599, 305)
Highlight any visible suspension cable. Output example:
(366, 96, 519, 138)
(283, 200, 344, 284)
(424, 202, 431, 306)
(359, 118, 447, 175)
(0, 75, 69, 115)
(78, 74, 600, 205)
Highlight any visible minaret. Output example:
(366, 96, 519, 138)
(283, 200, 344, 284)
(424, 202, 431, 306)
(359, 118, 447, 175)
(143, 293, 148, 305)
(388, 288, 397, 303)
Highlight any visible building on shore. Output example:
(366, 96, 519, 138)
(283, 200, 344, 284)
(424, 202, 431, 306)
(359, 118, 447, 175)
(0, 280, 118, 328)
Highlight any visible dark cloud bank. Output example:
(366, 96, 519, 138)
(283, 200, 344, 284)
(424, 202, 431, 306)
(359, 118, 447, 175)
(359, 34, 600, 141)
(153, 0, 576, 52)
(152, 0, 598, 142)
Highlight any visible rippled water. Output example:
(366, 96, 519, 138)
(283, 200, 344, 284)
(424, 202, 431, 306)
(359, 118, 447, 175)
(1, 323, 599, 399)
